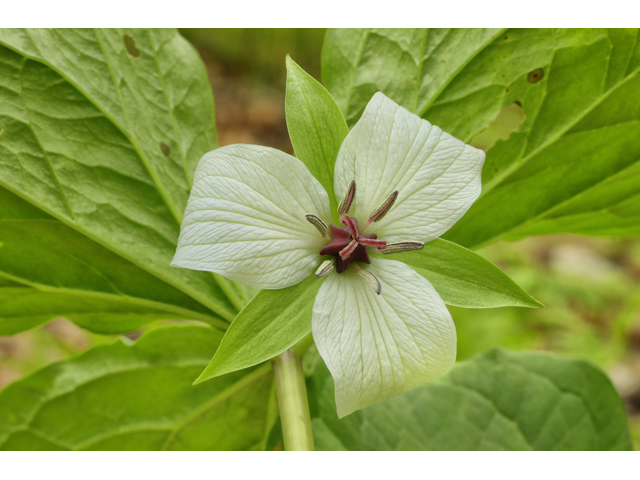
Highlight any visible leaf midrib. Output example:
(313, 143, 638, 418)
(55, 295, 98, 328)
(0, 271, 226, 327)
(11, 363, 272, 451)
(145, 29, 192, 191)
(494, 145, 640, 245)
(416, 28, 508, 118)
(481, 65, 640, 197)
(0, 177, 235, 322)
(159, 363, 271, 450)
(0, 35, 238, 321)
(89, 29, 184, 224)
(0, 32, 246, 320)
(0, 361, 206, 448)
(467, 77, 640, 249)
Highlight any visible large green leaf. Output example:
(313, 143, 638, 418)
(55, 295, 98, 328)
(0, 288, 195, 335)
(0, 29, 244, 325)
(322, 28, 640, 247)
(285, 56, 349, 217)
(305, 348, 632, 450)
(0, 186, 227, 334)
(195, 275, 323, 382)
(0, 325, 276, 450)
(374, 239, 542, 308)
(323, 29, 505, 129)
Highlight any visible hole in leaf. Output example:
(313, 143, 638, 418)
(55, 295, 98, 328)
(160, 143, 171, 157)
(469, 103, 525, 151)
(527, 68, 544, 84)
(123, 34, 140, 58)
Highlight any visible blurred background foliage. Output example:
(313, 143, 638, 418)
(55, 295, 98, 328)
(1, 28, 639, 449)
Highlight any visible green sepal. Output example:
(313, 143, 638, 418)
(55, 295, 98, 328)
(194, 275, 324, 383)
(285, 55, 349, 219)
(374, 238, 542, 309)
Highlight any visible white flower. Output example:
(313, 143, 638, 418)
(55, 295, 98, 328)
(172, 93, 485, 417)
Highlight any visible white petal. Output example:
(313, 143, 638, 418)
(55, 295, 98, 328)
(334, 92, 485, 243)
(172, 145, 332, 289)
(312, 258, 456, 417)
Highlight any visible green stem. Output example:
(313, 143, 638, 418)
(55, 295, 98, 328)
(272, 348, 315, 451)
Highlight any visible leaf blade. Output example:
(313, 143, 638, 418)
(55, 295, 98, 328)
(377, 238, 542, 309)
(285, 56, 349, 217)
(0, 287, 205, 335)
(0, 186, 227, 334)
(0, 29, 240, 321)
(195, 275, 323, 382)
(322, 28, 640, 246)
(306, 348, 633, 450)
(0, 325, 274, 451)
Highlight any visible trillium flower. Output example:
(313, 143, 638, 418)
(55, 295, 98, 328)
(172, 92, 485, 417)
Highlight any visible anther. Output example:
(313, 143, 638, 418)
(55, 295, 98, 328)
(338, 180, 356, 216)
(358, 238, 387, 249)
(339, 239, 359, 260)
(342, 215, 359, 239)
(368, 190, 398, 224)
(306, 214, 328, 237)
(380, 241, 424, 255)
(315, 259, 334, 278)
(357, 268, 382, 295)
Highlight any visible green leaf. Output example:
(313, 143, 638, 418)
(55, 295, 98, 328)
(0, 29, 244, 324)
(0, 186, 227, 334)
(322, 28, 640, 246)
(0, 325, 277, 450)
(306, 348, 633, 450)
(285, 56, 349, 217)
(0, 288, 197, 336)
(322, 28, 505, 129)
(376, 238, 541, 308)
(195, 275, 323, 383)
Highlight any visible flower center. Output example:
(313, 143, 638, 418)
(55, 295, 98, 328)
(306, 180, 424, 293)
(319, 215, 387, 273)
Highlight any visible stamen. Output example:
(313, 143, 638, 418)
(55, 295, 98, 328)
(305, 214, 328, 237)
(339, 239, 359, 260)
(315, 259, 334, 278)
(357, 268, 382, 295)
(337, 180, 356, 216)
(358, 238, 387, 249)
(367, 190, 398, 224)
(380, 241, 424, 255)
(342, 215, 359, 239)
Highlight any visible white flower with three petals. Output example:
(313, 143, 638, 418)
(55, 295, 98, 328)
(172, 92, 485, 417)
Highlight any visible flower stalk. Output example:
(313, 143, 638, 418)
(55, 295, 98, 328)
(272, 348, 315, 451)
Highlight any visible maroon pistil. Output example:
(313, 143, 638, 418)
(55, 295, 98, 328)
(320, 215, 387, 273)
